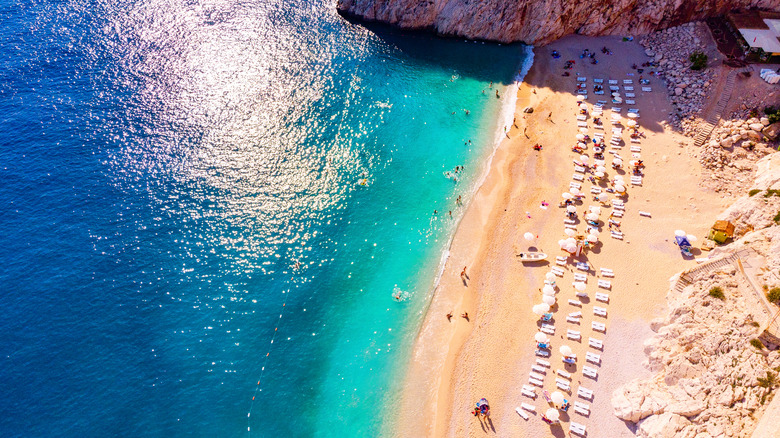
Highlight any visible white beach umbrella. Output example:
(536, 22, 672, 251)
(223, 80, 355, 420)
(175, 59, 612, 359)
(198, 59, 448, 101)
(594, 147, 603, 153)
(589, 206, 601, 215)
(574, 282, 586, 291)
(579, 127, 588, 134)
(566, 237, 577, 245)
(524, 232, 536, 242)
(567, 205, 577, 213)
(579, 103, 588, 110)
(580, 155, 589, 163)
(565, 243, 577, 253)
(535, 332, 548, 343)
(589, 229, 600, 236)
(615, 184, 626, 193)
(596, 165, 606, 173)
(546, 272, 557, 281)
(551, 391, 565, 405)
(595, 171, 605, 178)
(686, 234, 698, 242)
(614, 97, 623, 103)
(532, 303, 550, 315)
(630, 159, 640, 167)
(632, 153, 641, 159)
(542, 295, 556, 306)
(559, 345, 573, 356)
(577, 141, 587, 148)
(587, 234, 599, 243)
(627, 112, 638, 118)
(570, 187, 580, 196)
(562, 192, 573, 200)
(598, 193, 609, 202)
(586, 213, 599, 221)
(543, 285, 556, 296)
(558, 239, 567, 248)
(546, 408, 560, 422)
(627, 119, 638, 127)
(613, 158, 623, 166)
(675, 230, 686, 237)
(576, 133, 585, 141)
(564, 228, 576, 237)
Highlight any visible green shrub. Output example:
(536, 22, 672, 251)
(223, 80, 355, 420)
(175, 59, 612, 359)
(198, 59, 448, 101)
(751, 338, 765, 350)
(765, 106, 780, 124)
(763, 189, 780, 198)
(774, 211, 780, 223)
(758, 371, 777, 388)
(709, 286, 725, 300)
(690, 51, 708, 70)
(768, 287, 780, 303)
(749, 189, 762, 196)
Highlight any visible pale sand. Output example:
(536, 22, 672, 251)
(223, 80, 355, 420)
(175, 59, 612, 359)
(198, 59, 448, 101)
(395, 35, 738, 437)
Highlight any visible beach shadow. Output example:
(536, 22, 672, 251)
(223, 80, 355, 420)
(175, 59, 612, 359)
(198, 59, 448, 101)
(487, 417, 496, 433)
(550, 424, 567, 438)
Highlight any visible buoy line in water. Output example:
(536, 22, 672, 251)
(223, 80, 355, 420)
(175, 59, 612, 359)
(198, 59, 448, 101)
(245, 277, 295, 436)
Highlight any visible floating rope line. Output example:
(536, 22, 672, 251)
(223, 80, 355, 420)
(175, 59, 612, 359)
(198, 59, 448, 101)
(246, 280, 293, 437)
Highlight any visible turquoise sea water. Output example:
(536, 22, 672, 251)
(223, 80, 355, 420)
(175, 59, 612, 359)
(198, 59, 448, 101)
(0, 0, 529, 436)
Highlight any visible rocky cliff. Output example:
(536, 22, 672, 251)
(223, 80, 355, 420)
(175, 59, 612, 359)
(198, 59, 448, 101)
(337, 0, 780, 45)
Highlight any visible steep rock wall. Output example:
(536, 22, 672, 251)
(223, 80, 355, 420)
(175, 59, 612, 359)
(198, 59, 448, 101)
(337, 0, 780, 45)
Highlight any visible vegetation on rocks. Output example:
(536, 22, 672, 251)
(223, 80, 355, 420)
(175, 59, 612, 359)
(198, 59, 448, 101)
(689, 51, 707, 70)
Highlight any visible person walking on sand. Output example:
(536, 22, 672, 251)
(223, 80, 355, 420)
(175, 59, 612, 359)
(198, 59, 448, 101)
(460, 266, 467, 279)
(461, 312, 469, 320)
(447, 311, 453, 321)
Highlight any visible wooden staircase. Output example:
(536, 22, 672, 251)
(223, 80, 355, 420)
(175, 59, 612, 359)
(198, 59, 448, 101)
(693, 66, 752, 147)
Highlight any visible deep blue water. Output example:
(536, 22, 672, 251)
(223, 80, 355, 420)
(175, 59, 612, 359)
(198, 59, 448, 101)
(0, 0, 528, 436)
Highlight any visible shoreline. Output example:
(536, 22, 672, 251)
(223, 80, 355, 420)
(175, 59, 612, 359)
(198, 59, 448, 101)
(395, 34, 737, 437)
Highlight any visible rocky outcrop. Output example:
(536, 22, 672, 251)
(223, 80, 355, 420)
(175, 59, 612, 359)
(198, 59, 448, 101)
(337, 0, 780, 45)
(611, 152, 780, 437)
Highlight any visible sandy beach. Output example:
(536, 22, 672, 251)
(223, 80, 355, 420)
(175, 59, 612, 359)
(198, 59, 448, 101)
(395, 34, 741, 437)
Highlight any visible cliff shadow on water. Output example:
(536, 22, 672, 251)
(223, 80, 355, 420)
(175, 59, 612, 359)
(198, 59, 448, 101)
(340, 13, 528, 85)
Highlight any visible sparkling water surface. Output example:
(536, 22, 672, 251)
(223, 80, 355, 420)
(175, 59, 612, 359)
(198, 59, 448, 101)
(0, 0, 528, 435)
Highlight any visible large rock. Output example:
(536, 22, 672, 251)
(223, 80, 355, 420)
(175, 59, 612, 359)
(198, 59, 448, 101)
(749, 123, 765, 132)
(337, 0, 775, 45)
(762, 122, 780, 140)
(637, 413, 691, 438)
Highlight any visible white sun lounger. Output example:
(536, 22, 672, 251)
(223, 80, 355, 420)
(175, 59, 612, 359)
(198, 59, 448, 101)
(594, 78, 604, 83)
(639, 210, 652, 217)
(569, 181, 581, 189)
(623, 79, 633, 84)
(589, 337, 603, 350)
(557, 380, 571, 392)
(592, 321, 606, 332)
(624, 86, 634, 91)
(566, 316, 581, 324)
(567, 329, 581, 340)
(529, 376, 544, 386)
(642, 87, 652, 92)
(590, 187, 601, 194)
(573, 273, 587, 282)
(557, 369, 571, 379)
(586, 352, 601, 364)
(564, 218, 576, 224)
(530, 371, 545, 380)
(625, 93, 635, 97)
(536, 349, 551, 357)
(577, 115, 587, 121)
(611, 210, 623, 218)
(577, 121, 587, 127)
(583, 366, 598, 379)
(577, 386, 594, 400)
(570, 421, 587, 436)
(611, 231, 623, 240)
(597, 100, 607, 104)
(611, 107, 621, 112)
(521, 402, 536, 412)
(574, 165, 586, 173)
(626, 99, 636, 104)
(608, 80, 618, 85)
(541, 326, 554, 335)
(576, 262, 589, 271)
(630, 146, 641, 152)
(613, 203, 624, 210)
(568, 299, 582, 307)
(630, 138, 641, 143)
(594, 90, 605, 95)
(574, 405, 589, 416)
(609, 85, 619, 91)
(536, 358, 551, 367)
(600, 268, 614, 277)
(595, 292, 610, 303)
(575, 401, 590, 411)
(521, 386, 537, 400)
(594, 307, 608, 317)
(575, 291, 588, 298)
(551, 266, 565, 276)
(577, 76, 587, 82)
(542, 323, 555, 331)
(597, 280, 611, 289)
(516, 406, 530, 419)
(577, 89, 587, 95)
(572, 173, 584, 182)
(565, 224, 577, 230)
(532, 365, 546, 374)
(556, 256, 567, 266)
(631, 177, 643, 186)
(568, 311, 582, 318)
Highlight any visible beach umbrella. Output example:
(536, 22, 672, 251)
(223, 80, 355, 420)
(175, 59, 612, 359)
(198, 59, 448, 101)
(630, 159, 639, 167)
(615, 184, 626, 193)
(686, 234, 698, 242)
(589, 229, 600, 236)
(565, 243, 577, 253)
(565, 237, 577, 245)
(546, 408, 560, 422)
(586, 214, 599, 222)
(566, 206, 577, 214)
(579, 103, 588, 110)
(595, 171, 605, 178)
(559, 345, 573, 356)
(577, 141, 587, 148)
(579, 127, 588, 134)
(633, 153, 641, 159)
(596, 165, 606, 173)
(543, 285, 556, 296)
(535, 332, 548, 343)
(570, 187, 580, 195)
(589, 206, 601, 215)
(546, 272, 557, 281)
(576, 134, 585, 141)
(598, 193, 609, 202)
(594, 147, 603, 153)
(524, 232, 535, 242)
(558, 239, 567, 248)
(532, 303, 550, 315)
(675, 230, 686, 237)
(542, 295, 556, 306)
(614, 97, 623, 103)
(580, 155, 589, 163)
(562, 192, 573, 200)
(627, 112, 638, 118)
(613, 158, 623, 166)
(551, 391, 565, 405)
(627, 120, 637, 127)
(564, 228, 576, 237)
(587, 234, 599, 243)
(574, 282, 586, 291)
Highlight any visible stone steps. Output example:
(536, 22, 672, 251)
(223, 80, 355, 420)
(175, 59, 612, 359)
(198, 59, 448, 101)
(673, 253, 740, 293)
(693, 66, 752, 147)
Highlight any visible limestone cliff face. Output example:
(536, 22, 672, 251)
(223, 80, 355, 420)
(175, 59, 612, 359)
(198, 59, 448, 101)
(337, 0, 780, 45)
